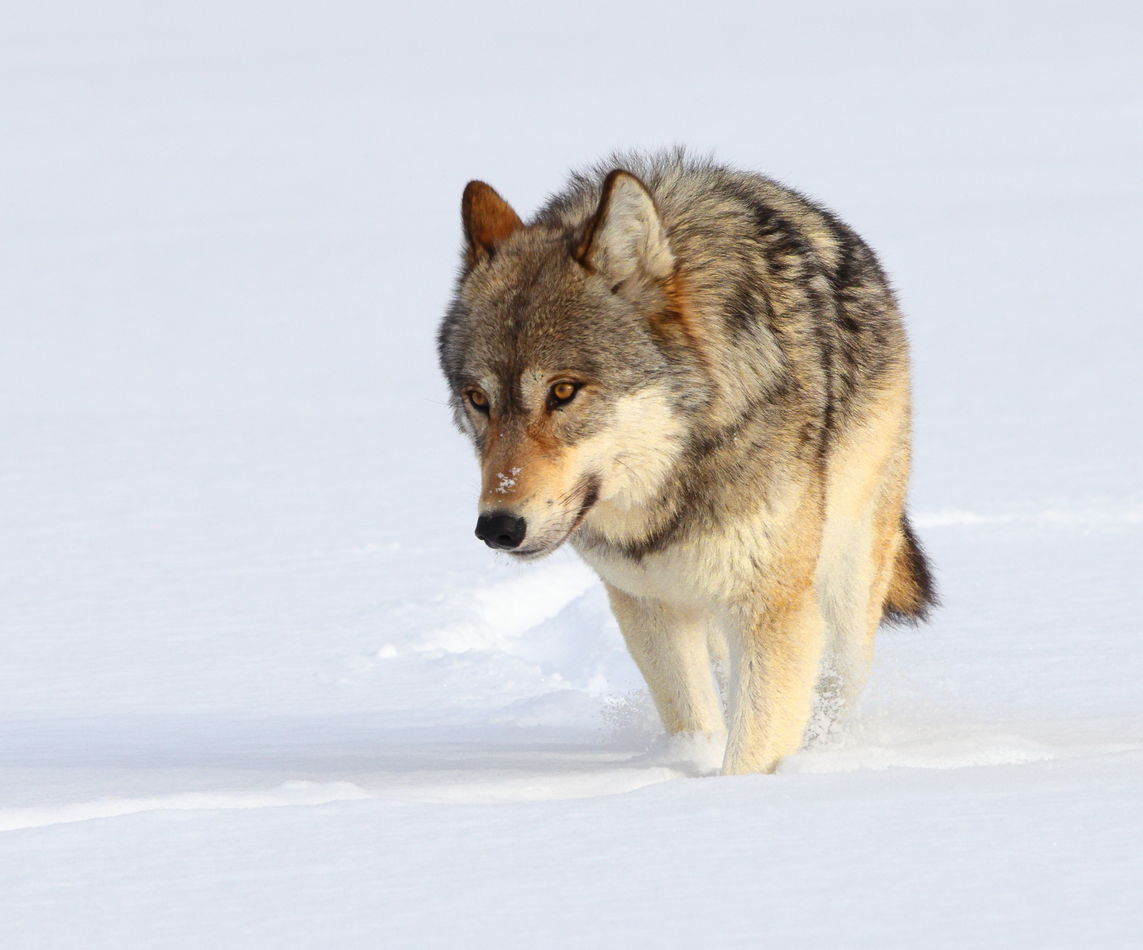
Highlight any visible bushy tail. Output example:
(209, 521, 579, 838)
(882, 514, 938, 626)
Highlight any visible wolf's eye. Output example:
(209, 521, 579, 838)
(549, 381, 579, 406)
(467, 389, 489, 413)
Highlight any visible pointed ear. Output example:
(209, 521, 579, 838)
(576, 170, 674, 283)
(462, 180, 524, 265)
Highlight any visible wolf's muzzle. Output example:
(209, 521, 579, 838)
(475, 511, 527, 550)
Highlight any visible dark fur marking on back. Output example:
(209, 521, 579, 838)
(722, 278, 763, 338)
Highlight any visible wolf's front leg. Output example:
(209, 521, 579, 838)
(605, 583, 725, 738)
(722, 581, 825, 774)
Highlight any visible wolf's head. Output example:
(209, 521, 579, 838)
(438, 170, 704, 559)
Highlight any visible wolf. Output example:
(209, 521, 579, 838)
(438, 151, 935, 774)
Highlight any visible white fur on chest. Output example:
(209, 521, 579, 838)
(575, 507, 785, 607)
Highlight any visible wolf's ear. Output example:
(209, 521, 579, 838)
(576, 170, 674, 283)
(462, 181, 524, 265)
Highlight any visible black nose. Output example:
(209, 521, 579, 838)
(475, 512, 527, 550)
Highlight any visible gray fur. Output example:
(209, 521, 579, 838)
(438, 150, 935, 773)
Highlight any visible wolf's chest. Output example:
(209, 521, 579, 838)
(575, 533, 755, 607)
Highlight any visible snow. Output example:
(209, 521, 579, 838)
(2, 1, 1142, 946)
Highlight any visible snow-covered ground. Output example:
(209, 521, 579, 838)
(3, 2, 1141, 946)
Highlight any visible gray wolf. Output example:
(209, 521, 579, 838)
(438, 151, 935, 774)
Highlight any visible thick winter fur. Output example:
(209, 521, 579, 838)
(438, 151, 936, 774)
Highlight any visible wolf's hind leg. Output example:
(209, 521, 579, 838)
(817, 495, 904, 721)
(605, 584, 724, 738)
(707, 624, 731, 709)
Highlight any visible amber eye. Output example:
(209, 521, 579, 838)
(467, 389, 489, 412)
(550, 381, 578, 405)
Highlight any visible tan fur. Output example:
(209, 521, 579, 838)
(606, 585, 725, 738)
(815, 365, 912, 709)
(885, 533, 928, 617)
(579, 468, 829, 773)
(439, 152, 935, 774)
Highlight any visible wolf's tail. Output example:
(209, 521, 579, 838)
(881, 514, 938, 626)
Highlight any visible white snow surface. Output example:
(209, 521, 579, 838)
(3, 2, 1142, 947)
